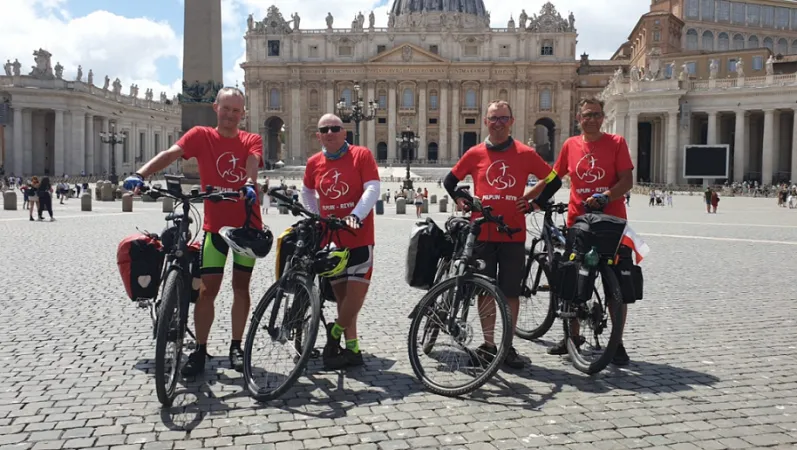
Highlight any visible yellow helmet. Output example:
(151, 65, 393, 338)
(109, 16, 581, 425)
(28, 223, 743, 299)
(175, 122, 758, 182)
(313, 248, 350, 278)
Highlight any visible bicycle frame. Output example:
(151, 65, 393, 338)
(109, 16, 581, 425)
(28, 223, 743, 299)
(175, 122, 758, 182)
(522, 205, 567, 296)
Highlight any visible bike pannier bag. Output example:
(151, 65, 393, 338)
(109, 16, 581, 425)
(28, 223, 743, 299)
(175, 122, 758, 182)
(566, 213, 627, 258)
(117, 234, 165, 301)
(187, 241, 202, 303)
(554, 259, 579, 301)
(612, 245, 642, 303)
(575, 264, 598, 303)
(275, 227, 298, 279)
(406, 218, 447, 289)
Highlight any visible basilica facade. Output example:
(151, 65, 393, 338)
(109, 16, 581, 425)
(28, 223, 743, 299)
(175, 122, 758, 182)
(242, 1, 586, 165)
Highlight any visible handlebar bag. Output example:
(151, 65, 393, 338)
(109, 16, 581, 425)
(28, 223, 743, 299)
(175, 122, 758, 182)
(275, 227, 298, 279)
(406, 218, 448, 289)
(117, 234, 165, 301)
(566, 213, 627, 259)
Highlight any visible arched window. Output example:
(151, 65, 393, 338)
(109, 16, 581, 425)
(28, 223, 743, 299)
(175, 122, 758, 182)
(733, 34, 745, 50)
(465, 89, 477, 108)
(341, 88, 352, 106)
(777, 38, 789, 55)
(429, 90, 438, 110)
(748, 35, 759, 48)
(686, 29, 698, 50)
(702, 30, 714, 50)
(539, 88, 552, 111)
(718, 32, 729, 51)
(793, 40, 797, 55)
(498, 89, 508, 101)
(402, 87, 414, 108)
(377, 89, 387, 109)
(763, 37, 774, 51)
(270, 88, 280, 109)
(309, 89, 318, 110)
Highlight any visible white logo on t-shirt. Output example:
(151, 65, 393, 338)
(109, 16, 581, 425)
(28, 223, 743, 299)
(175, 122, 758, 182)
(216, 152, 248, 184)
(485, 160, 516, 190)
(575, 153, 606, 184)
(319, 169, 350, 200)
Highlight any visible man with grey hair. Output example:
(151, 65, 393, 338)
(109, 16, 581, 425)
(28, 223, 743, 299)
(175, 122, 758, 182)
(301, 113, 381, 370)
(124, 87, 265, 376)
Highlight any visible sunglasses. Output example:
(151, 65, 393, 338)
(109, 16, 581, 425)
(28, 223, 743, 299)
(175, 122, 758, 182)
(486, 116, 512, 124)
(580, 112, 604, 120)
(318, 126, 342, 133)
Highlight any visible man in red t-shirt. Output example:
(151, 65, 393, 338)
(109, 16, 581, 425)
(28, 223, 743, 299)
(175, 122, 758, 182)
(444, 100, 562, 369)
(124, 87, 264, 376)
(547, 97, 634, 365)
(301, 113, 381, 370)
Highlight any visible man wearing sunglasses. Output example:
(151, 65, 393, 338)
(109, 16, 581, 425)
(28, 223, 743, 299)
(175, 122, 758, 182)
(301, 113, 381, 370)
(444, 100, 562, 369)
(545, 97, 634, 366)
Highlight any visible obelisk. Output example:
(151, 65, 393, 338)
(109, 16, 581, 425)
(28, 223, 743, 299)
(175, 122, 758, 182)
(179, 0, 223, 181)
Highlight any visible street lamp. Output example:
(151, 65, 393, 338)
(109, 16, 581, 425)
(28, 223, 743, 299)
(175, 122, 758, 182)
(99, 123, 126, 184)
(336, 83, 378, 145)
(396, 126, 420, 191)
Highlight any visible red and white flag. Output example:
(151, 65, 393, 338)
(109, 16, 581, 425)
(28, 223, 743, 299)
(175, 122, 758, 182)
(620, 224, 650, 264)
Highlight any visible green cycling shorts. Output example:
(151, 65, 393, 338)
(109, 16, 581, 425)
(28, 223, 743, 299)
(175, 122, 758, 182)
(200, 232, 256, 275)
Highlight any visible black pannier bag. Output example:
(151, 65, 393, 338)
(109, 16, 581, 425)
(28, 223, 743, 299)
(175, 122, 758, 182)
(117, 234, 165, 301)
(555, 257, 598, 303)
(187, 241, 202, 303)
(612, 246, 644, 303)
(406, 218, 448, 289)
(566, 213, 627, 259)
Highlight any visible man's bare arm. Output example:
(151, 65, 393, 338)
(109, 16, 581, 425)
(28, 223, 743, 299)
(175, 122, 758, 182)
(245, 154, 259, 185)
(604, 169, 633, 202)
(136, 145, 184, 178)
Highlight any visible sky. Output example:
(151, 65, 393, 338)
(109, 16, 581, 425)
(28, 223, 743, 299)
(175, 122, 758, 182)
(0, 0, 651, 98)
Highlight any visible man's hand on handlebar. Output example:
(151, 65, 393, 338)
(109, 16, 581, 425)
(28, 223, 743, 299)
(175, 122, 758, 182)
(241, 183, 257, 206)
(585, 193, 609, 211)
(344, 215, 362, 230)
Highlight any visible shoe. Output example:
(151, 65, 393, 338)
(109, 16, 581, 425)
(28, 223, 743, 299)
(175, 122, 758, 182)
(612, 344, 630, 366)
(503, 346, 525, 370)
(469, 343, 497, 367)
(50, 217, 55, 222)
(323, 322, 341, 360)
(37, 217, 43, 221)
(229, 346, 244, 372)
(181, 349, 207, 377)
(29, 217, 33, 221)
(323, 348, 364, 370)
(547, 336, 586, 355)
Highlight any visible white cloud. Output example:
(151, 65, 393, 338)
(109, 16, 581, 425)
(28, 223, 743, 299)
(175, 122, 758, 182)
(0, 0, 183, 96)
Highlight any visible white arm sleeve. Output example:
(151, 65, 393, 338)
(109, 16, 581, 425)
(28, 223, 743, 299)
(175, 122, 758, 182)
(351, 180, 381, 221)
(301, 184, 320, 214)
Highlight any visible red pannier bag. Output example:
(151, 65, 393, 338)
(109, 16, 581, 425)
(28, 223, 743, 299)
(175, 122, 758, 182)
(117, 234, 166, 301)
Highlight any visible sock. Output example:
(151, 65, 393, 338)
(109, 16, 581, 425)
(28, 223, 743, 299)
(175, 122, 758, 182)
(345, 338, 360, 353)
(197, 344, 207, 354)
(230, 339, 242, 350)
(330, 323, 345, 340)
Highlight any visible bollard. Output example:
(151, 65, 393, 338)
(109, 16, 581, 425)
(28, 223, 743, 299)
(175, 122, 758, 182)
(279, 206, 288, 214)
(115, 189, 122, 200)
(430, 194, 437, 204)
(422, 199, 429, 214)
(3, 190, 17, 211)
(94, 182, 103, 200)
(80, 192, 92, 212)
(121, 193, 134, 212)
(101, 182, 114, 201)
(439, 197, 448, 213)
(381, 193, 388, 202)
(396, 198, 406, 214)
(375, 199, 384, 215)
(162, 197, 174, 213)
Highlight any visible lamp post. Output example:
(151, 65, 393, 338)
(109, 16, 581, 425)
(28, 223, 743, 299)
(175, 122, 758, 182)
(336, 83, 378, 145)
(396, 126, 420, 191)
(99, 123, 126, 185)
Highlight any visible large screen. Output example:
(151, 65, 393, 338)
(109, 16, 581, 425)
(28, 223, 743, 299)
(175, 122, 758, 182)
(683, 145, 729, 178)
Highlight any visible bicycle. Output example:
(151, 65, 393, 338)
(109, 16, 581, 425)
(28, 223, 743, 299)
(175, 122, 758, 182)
(135, 175, 242, 407)
(242, 187, 353, 402)
(518, 201, 625, 375)
(407, 189, 522, 397)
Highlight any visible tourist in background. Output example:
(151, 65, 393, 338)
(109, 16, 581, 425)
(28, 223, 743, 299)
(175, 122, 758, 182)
(27, 177, 40, 221)
(37, 176, 55, 221)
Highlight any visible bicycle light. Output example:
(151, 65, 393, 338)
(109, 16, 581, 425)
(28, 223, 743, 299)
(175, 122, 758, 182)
(474, 259, 486, 271)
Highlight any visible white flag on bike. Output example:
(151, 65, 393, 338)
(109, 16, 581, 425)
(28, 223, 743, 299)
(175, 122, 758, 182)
(621, 224, 650, 264)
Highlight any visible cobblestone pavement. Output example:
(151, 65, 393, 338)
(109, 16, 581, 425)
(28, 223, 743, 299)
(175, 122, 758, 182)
(1, 194, 797, 450)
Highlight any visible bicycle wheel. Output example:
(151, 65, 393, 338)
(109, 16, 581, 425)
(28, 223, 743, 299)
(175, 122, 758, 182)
(408, 275, 511, 397)
(564, 264, 624, 375)
(243, 275, 321, 402)
(515, 253, 557, 341)
(421, 258, 453, 355)
(154, 268, 185, 407)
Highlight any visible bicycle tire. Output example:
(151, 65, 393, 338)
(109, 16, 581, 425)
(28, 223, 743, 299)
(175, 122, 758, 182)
(515, 253, 557, 341)
(565, 264, 624, 375)
(243, 275, 321, 402)
(154, 268, 185, 407)
(422, 258, 452, 355)
(408, 275, 511, 397)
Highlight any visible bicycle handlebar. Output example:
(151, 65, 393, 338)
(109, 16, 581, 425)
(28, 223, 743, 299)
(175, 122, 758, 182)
(454, 188, 521, 238)
(139, 184, 241, 204)
(536, 201, 569, 215)
(268, 187, 355, 234)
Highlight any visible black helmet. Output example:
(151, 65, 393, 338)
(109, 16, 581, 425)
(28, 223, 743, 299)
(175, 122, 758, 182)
(219, 225, 274, 259)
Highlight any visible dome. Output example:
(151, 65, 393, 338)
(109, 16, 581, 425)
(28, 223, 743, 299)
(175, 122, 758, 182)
(390, 0, 487, 17)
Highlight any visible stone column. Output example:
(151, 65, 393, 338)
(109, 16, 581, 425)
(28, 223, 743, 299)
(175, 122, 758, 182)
(791, 110, 797, 182)
(615, 110, 627, 138)
(514, 81, 527, 144)
(71, 111, 86, 176)
(54, 110, 65, 176)
(366, 80, 376, 153)
(707, 111, 719, 145)
(290, 80, 301, 162)
(450, 81, 460, 159)
(85, 115, 94, 175)
(23, 110, 32, 175)
(438, 80, 449, 162)
(325, 80, 335, 114)
(628, 113, 639, 182)
(417, 81, 427, 161)
(733, 110, 747, 182)
(480, 81, 490, 139)
(762, 109, 775, 185)
(101, 118, 110, 174)
(387, 81, 397, 161)
(12, 107, 23, 176)
(667, 111, 679, 184)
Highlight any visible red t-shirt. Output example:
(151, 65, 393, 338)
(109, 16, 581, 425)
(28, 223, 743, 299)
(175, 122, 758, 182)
(178, 126, 263, 233)
(553, 133, 634, 227)
(303, 145, 380, 249)
(452, 140, 554, 243)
